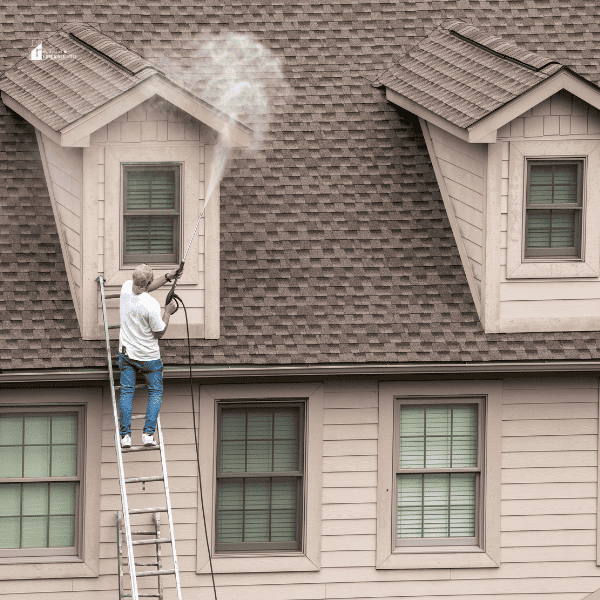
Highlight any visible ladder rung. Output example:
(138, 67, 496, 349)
(123, 595, 161, 598)
(136, 568, 176, 577)
(130, 530, 160, 535)
(104, 293, 121, 299)
(132, 537, 171, 546)
(131, 414, 149, 420)
(107, 325, 120, 329)
(125, 476, 164, 484)
(123, 560, 159, 566)
(128, 507, 168, 515)
(122, 445, 160, 453)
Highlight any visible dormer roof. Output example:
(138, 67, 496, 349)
(380, 20, 600, 144)
(0, 23, 252, 147)
(379, 20, 562, 130)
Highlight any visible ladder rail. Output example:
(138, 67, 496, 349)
(97, 276, 139, 600)
(156, 416, 183, 600)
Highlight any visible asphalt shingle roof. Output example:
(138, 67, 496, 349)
(1, 0, 600, 371)
(378, 19, 563, 129)
(0, 24, 162, 131)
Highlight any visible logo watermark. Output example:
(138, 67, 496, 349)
(30, 42, 76, 61)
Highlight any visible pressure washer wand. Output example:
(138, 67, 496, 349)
(165, 195, 213, 313)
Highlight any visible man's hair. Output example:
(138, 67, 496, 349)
(132, 264, 153, 288)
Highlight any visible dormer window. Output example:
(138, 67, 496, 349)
(524, 159, 584, 260)
(122, 164, 181, 266)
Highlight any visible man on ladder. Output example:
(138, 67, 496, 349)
(119, 264, 179, 449)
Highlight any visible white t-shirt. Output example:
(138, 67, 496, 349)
(119, 280, 166, 361)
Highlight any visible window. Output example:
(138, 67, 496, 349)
(122, 164, 181, 265)
(506, 139, 600, 280)
(215, 403, 304, 553)
(0, 389, 101, 580)
(524, 159, 584, 259)
(377, 381, 501, 570)
(196, 383, 323, 574)
(395, 400, 482, 548)
(0, 408, 81, 557)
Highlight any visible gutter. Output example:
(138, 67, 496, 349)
(2, 360, 600, 384)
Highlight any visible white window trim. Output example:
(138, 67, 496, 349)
(197, 383, 323, 573)
(104, 145, 200, 287)
(507, 139, 600, 279)
(0, 388, 102, 580)
(377, 380, 501, 570)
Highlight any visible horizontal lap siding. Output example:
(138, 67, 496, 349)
(5, 378, 600, 600)
(428, 123, 486, 299)
(42, 135, 83, 314)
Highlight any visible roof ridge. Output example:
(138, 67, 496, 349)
(61, 22, 162, 77)
(442, 19, 562, 73)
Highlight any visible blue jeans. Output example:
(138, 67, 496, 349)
(118, 351, 163, 437)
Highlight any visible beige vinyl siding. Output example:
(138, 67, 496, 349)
(37, 134, 83, 323)
(88, 96, 216, 340)
(494, 91, 600, 332)
(5, 376, 600, 599)
(427, 122, 486, 298)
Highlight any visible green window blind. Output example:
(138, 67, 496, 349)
(525, 161, 583, 258)
(123, 165, 180, 264)
(396, 404, 479, 543)
(0, 413, 78, 550)
(216, 405, 303, 552)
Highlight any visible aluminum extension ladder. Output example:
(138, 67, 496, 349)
(97, 276, 182, 600)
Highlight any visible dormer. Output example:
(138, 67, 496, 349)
(380, 20, 600, 334)
(0, 24, 252, 340)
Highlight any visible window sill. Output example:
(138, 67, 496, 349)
(377, 548, 499, 570)
(0, 558, 98, 580)
(199, 553, 319, 574)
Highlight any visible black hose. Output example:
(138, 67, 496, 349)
(178, 296, 218, 599)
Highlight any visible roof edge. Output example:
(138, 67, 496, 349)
(3, 360, 600, 384)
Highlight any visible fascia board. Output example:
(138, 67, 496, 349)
(1, 91, 61, 145)
(385, 88, 470, 142)
(60, 75, 253, 148)
(468, 70, 600, 142)
(150, 76, 253, 147)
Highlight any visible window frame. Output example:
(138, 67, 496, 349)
(197, 383, 323, 574)
(214, 401, 305, 554)
(523, 158, 585, 260)
(0, 405, 84, 559)
(0, 387, 101, 580)
(103, 145, 200, 288)
(377, 381, 501, 570)
(506, 139, 600, 279)
(121, 163, 182, 266)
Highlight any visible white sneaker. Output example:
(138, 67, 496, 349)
(142, 433, 157, 446)
(120, 435, 131, 448)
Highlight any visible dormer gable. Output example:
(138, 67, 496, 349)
(380, 20, 600, 334)
(0, 24, 252, 340)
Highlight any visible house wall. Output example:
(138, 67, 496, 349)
(37, 134, 83, 324)
(427, 123, 486, 299)
(493, 91, 600, 333)
(89, 96, 217, 339)
(4, 376, 600, 599)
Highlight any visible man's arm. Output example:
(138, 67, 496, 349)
(153, 300, 177, 339)
(147, 267, 180, 293)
